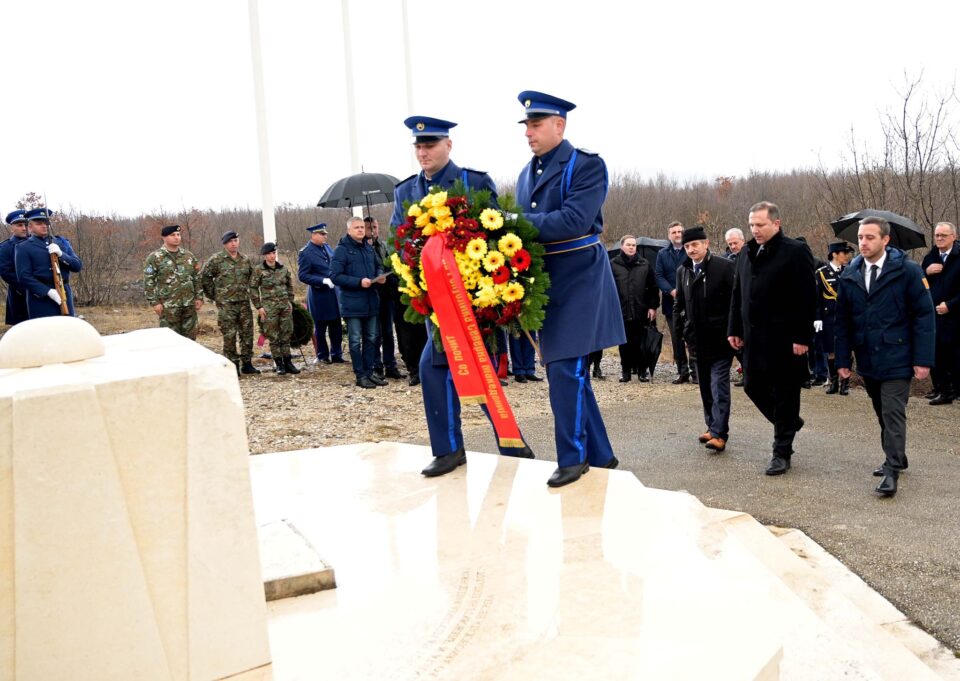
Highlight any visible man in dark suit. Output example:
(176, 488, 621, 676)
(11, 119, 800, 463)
(835, 217, 935, 497)
(656, 221, 696, 383)
(675, 226, 736, 452)
(920, 221, 960, 405)
(728, 201, 816, 476)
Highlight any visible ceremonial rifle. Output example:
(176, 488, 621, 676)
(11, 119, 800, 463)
(42, 196, 69, 315)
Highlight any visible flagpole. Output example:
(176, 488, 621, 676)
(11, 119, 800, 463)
(341, 0, 364, 218)
(247, 0, 277, 244)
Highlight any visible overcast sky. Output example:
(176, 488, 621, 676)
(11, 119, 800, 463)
(4, 0, 958, 217)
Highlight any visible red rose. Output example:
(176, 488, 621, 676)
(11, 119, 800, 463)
(511, 249, 531, 271)
(446, 196, 467, 208)
(491, 266, 510, 285)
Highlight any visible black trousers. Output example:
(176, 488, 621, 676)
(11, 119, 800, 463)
(393, 297, 427, 376)
(863, 377, 911, 476)
(744, 368, 803, 456)
(931, 338, 955, 397)
(666, 314, 693, 378)
(618, 319, 648, 374)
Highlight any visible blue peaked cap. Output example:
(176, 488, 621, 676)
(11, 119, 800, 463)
(5, 210, 27, 225)
(403, 116, 457, 141)
(24, 208, 54, 222)
(517, 90, 576, 123)
(306, 223, 328, 233)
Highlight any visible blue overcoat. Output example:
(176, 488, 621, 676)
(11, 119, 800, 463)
(390, 160, 497, 228)
(0, 235, 28, 324)
(14, 235, 82, 318)
(298, 241, 340, 321)
(330, 234, 383, 318)
(516, 139, 625, 363)
(834, 247, 935, 381)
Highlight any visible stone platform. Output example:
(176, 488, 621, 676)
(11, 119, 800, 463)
(252, 442, 960, 680)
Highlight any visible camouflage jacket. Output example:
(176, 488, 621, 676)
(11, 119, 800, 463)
(143, 247, 201, 307)
(249, 261, 294, 308)
(200, 250, 254, 304)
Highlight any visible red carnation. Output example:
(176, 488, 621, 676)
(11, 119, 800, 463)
(411, 295, 432, 315)
(395, 225, 408, 239)
(491, 266, 510, 285)
(405, 214, 416, 227)
(511, 249, 531, 271)
(446, 196, 467, 208)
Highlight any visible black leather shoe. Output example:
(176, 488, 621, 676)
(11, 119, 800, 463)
(526, 374, 543, 382)
(283, 356, 301, 374)
(929, 394, 955, 405)
(421, 449, 467, 477)
(408, 373, 421, 386)
(812, 377, 827, 387)
(385, 367, 406, 379)
(330, 356, 346, 363)
(839, 379, 850, 396)
(619, 372, 631, 383)
(592, 366, 603, 380)
(547, 461, 590, 487)
(373, 368, 385, 379)
(505, 446, 535, 459)
(637, 372, 650, 382)
(801, 379, 812, 389)
(765, 456, 791, 476)
(825, 378, 839, 394)
(604, 456, 619, 469)
(369, 373, 387, 386)
(356, 376, 376, 389)
(672, 375, 690, 385)
(874, 465, 906, 477)
(691, 375, 699, 385)
(876, 475, 898, 497)
(515, 375, 528, 383)
(240, 360, 261, 375)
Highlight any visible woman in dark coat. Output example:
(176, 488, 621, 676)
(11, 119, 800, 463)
(610, 235, 660, 381)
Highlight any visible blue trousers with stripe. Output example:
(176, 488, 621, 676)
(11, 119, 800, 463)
(547, 356, 616, 468)
(420, 338, 529, 458)
(509, 332, 538, 376)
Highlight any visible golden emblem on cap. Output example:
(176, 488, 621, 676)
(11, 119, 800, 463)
(416, 122, 425, 131)
(524, 99, 531, 108)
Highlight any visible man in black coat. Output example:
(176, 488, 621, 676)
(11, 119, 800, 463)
(610, 235, 660, 382)
(728, 201, 816, 476)
(675, 226, 736, 452)
(920, 221, 960, 405)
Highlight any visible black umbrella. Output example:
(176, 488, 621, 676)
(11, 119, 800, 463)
(639, 325, 664, 377)
(317, 172, 400, 214)
(830, 209, 926, 250)
(607, 236, 671, 263)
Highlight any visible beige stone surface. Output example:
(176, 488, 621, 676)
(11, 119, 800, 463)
(259, 519, 335, 601)
(0, 316, 104, 368)
(0, 327, 271, 681)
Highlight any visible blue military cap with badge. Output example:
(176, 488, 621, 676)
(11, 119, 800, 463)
(517, 90, 576, 123)
(306, 223, 328, 234)
(828, 241, 854, 255)
(24, 208, 54, 222)
(5, 210, 27, 225)
(403, 116, 457, 143)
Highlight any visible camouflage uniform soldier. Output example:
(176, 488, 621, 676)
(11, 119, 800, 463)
(201, 230, 259, 375)
(250, 242, 300, 375)
(143, 225, 203, 339)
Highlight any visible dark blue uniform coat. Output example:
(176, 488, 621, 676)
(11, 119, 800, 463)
(14, 235, 82, 318)
(390, 160, 497, 229)
(655, 245, 686, 318)
(0, 235, 28, 324)
(298, 241, 340, 321)
(835, 247, 935, 381)
(330, 234, 382, 318)
(815, 262, 843, 355)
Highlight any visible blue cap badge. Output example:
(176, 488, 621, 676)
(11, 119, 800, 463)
(517, 90, 576, 123)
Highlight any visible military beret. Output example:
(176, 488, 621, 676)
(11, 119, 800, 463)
(160, 225, 181, 237)
(24, 208, 54, 222)
(260, 242, 277, 255)
(221, 230, 239, 244)
(404, 116, 456, 143)
(5, 210, 27, 225)
(306, 223, 328, 234)
(517, 90, 576, 123)
(681, 226, 708, 245)
(828, 241, 854, 255)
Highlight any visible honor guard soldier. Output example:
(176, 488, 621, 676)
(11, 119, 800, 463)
(250, 242, 300, 375)
(815, 242, 854, 395)
(1, 210, 30, 325)
(515, 90, 625, 486)
(391, 116, 533, 476)
(143, 224, 203, 339)
(298, 223, 344, 364)
(201, 230, 259, 375)
(15, 208, 83, 319)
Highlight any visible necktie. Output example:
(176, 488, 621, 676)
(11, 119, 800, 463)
(868, 264, 878, 292)
(693, 263, 701, 278)
(942, 252, 948, 264)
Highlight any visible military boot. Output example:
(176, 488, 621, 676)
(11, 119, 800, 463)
(274, 357, 287, 375)
(283, 356, 301, 374)
(839, 378, 850, 395)
(240, 360, 260, 375)
(232, 360, 240, 376)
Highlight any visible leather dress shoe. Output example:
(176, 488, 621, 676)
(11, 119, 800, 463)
(672, 375, 690, 385)
(924, 389, 939, 399)
(330, 356, 346, 363)
(691, 374, 699, 385)
(421, 449, 467, 477)
(839, 379, 850, 395)
(504, 445, 535, 459)
(408, 373, 421, 386)
(373, 368, 385, 379)
(812, 377, 827, 387)
(385, 367, 407, 379)
(705, 437, 726, 452)
(637, 372, 650, 382)
(875, 475, 898, 497)
(765, 456, 791, 476)
(604, 455, 619, 469)
(356, 376, 376, 389)
(515, 375, 528, 383)
(874, 465, 906, 477)
(592, 366, 604, 380)
(619, 372, 631, 382)
(929, 394, 954, 405)
(547, 461, 590, 487)
(801, 379, 812, 389)
(698, 431, 712, 443)
(368, 373, 388, 386)
(526, 374, 543, 382)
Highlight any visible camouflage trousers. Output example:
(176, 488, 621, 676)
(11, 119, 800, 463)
(160, 305, 198, 340)
(262, 300, 292, 357)
(217, 301, 254, 363)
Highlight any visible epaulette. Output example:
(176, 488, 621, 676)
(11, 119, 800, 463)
(576, 148, 599, 156)
(299, 245, 308, 253)
(395, 174, 418, 187)
(461, 167, 488, 175)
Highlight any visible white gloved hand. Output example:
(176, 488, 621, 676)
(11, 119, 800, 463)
(47, 242, 63, 257)
(47, 288, 63, 305)
(323, 277, 335, 289)
(504, 212, 519, 222)
(813, 320, 823, 333)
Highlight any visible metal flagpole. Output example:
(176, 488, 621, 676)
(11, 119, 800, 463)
(341, 0, 364, 218)
(247, 0, 277, 244)
(401, 0, 418, 175)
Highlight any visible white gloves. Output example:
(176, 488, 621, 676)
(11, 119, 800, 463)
(322, 277, 335, 289)
(504, 212, 519, 221)
(47, 243, 63, 257)
(813, 320, 823, 333)
(47, 289, 63, 305)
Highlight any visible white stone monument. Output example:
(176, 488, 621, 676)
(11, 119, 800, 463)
(0, 318, 271, 680)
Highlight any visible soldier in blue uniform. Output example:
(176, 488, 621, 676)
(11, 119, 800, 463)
(14, 208, 83, 318)
(298, 223, 344, 363)
(1, 210, 30, 325)
(509, 331, 542, 382)
(392, 116, 534, 477)
(815, 241, 854, 395)
(515, 90, 626, 487)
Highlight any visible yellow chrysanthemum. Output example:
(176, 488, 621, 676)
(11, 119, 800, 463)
(461, 271, 480, 290)
(422, 223, 436, 237)
(497, 233, 523, 257)
(407, 204, 423, 218)
(483, 250, 505, 272)
(419, 271, 429, 291)
(477, 275, 494, 290)
(479, 208, 504, 231)
(436, 216, 455, 232)
(474, 286, 498, 308)
(501, 282, 525, 302)
(400, 283, 422, 298)
(466, 238, 488, 260)
(415, 211, 432, 228)
(430, 205, 452, 220)
(430, 312, 439, 327)
(421, 191, 447, 209)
